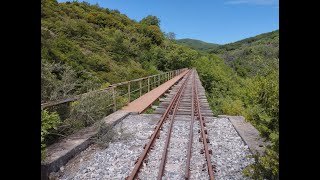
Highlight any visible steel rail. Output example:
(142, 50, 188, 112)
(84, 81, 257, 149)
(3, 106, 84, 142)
(184, 70, 195, 179)
(157, 69, 193, 180)
(127, 70, 192, 180)
(194, 72, 215, 180)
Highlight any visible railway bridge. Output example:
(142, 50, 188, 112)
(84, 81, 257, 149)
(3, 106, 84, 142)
(41, 68, 268, 180)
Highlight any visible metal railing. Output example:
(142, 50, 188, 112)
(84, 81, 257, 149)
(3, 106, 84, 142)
(41, 68, 188, 112)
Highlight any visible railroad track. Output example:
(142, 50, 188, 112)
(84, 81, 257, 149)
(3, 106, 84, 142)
(127, 69, 216, 180)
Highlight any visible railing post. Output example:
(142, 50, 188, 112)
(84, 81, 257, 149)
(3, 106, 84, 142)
(158, 74, 160, 86)
(148, 77, 150, 92)
(112, 86, 116, 112)
(139, 79, 142, 97)
(128, 81, 130, 104)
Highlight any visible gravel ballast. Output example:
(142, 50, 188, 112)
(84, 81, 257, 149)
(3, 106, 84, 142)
(206, 117, 255, 180)
(52, 116, 255, 180)
(50, 114, 160, 179)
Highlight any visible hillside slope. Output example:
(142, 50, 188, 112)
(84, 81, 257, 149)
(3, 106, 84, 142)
(194, 29, 279, 179)
(41, 0, 198, 102)
(210, 30, 278, 53)
(176, 38, 219, 52)
(211, 30, 279, 77)
(41, 0, 199, 160)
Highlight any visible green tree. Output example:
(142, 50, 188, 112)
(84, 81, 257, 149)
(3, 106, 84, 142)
(140, 15, 160, 27)
(165, 32, 176, 40)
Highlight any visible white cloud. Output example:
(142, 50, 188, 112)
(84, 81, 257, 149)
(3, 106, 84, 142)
(225, 0, 278, 5)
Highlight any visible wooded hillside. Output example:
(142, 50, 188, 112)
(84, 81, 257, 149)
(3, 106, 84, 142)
(41, 0, 198, 102)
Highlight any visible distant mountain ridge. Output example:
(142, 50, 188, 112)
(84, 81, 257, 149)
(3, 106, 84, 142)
(210, 30, 279, 54)
(175, 38, 220, 52)
(211, 30, 279, 77)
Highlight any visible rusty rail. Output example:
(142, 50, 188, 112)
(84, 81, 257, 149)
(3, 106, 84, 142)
(127, 69, 215, 179)
(185, 70, 195, 179)
(195, 72, 215, 180)
(157, 69, 192, 180)
(127, 70, 192, 180)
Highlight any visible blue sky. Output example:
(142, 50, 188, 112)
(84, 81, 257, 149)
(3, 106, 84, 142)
(57, 0, 279, 44)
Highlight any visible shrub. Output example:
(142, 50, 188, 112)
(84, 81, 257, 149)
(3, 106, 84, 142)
(41, 109, 61, 160)
(221, 98, 246, 116)
(92, 122, 115, 148)
(68, 90, 113, 129)
(243, 145, 279, 179)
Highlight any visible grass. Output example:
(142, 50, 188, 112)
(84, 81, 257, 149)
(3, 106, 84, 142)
(144, 107, 155, 114)
(143, 98, 161, 114)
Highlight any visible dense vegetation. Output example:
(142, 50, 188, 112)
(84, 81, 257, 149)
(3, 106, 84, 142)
(176, 38, 220, 52)
(194, 30, 279, 179)
(41, 0, 198, 102)
(41, 0, 198, 160)
(41, 0, 278, 179)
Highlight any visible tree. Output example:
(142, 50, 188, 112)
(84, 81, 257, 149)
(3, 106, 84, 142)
(165, 32, 176, 40)
(140, 15, 160, 27)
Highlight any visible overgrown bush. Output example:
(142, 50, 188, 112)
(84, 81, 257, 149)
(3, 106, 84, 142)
(41, 109, 61, 160)
(67, 90, 113, 130)
(243, 144, 279, 179)
(221, 98, 246, 116)
(92, 122, 115, 148)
